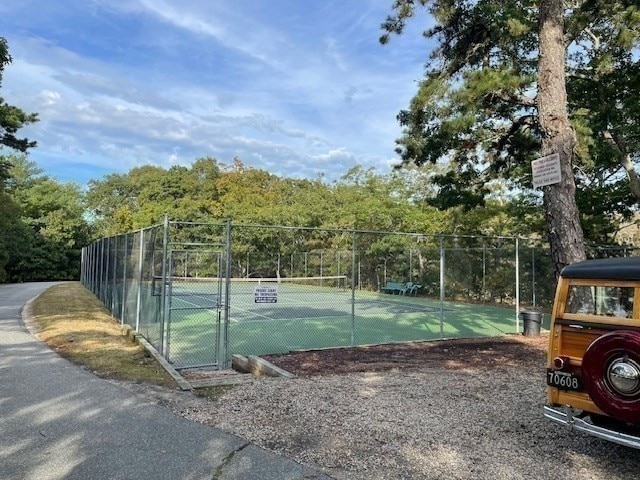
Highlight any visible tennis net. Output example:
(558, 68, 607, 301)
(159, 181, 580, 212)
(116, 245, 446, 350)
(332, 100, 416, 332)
(155, 275, 349, 296)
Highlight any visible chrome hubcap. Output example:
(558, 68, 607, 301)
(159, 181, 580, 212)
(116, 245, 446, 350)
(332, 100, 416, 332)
(607, 358, 640, 396)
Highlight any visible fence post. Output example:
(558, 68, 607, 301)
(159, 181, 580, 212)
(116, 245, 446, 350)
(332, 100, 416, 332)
(409, 248, 413, 280)
(111, 236, 118, 314)
(106, 237, 112, 307)
(88, 243, 93, 292)
(159, 215, 170, 357)
(439, 236, 445, 340)
(120, 233, 128, 324)
(221, 218, 232, 368)
(80, 246, 85, 285)
(96, 241, 99, 293)
(106, 237, 113, 309)
(351, 230, 356, 346)
(81, 246, 85, 286)
(515, 237, 520, 334)
(88, 244, 92, 291)
(384, 258, 387, 285)
(99, 238, 106, 303)
(531, 246, 536, 307)
(135, 228, 144, 333)
(97, 241, 101, 299)
(276, 252, 282, 278)
(482, 240, 487, 304)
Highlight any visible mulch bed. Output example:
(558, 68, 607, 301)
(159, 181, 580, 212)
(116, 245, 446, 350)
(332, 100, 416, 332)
(264, 334, 549, 377)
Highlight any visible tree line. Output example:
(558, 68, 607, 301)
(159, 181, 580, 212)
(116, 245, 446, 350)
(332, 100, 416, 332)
(0, 154, 89, 281)
(3, 150, 631, 283)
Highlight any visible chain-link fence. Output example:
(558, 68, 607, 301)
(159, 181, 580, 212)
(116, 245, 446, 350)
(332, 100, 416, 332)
(81, 218, 638, 370)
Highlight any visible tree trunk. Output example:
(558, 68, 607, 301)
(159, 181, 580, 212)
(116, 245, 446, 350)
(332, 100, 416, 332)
(538, 0, 587, 278)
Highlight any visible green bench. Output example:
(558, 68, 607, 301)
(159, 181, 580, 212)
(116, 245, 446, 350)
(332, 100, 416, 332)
(382, 281, 422, 296)
(382, 282, 405, 294)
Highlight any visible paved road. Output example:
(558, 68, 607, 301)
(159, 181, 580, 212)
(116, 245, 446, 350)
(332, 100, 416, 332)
(0, 282, 330, 480)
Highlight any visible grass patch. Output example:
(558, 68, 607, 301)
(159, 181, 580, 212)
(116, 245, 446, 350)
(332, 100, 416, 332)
(31, 282, 177, 388)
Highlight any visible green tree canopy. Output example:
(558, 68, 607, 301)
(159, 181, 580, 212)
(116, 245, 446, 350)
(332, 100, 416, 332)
(0, 37, 38, 152)
(381, 0, 640, 274)
(86, 158, 223, 235)
(0, 38, 42, 281)
(85, 158, 461, 240)
(1, 154, 89, 281)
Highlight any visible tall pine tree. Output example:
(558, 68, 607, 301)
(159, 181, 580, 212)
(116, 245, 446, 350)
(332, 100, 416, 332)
(381, 0, 640, 275)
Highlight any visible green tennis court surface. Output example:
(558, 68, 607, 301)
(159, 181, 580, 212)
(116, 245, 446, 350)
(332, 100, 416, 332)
(163, 280, 521, 367)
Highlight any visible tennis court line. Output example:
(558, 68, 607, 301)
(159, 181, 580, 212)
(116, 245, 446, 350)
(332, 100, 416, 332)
(171, 295, 281, 322)
(229, 314, 352, 324)
(229, 305, 278, 322)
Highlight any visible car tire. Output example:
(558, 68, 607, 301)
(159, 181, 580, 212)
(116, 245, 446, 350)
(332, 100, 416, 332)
(582, 330, 640, 424)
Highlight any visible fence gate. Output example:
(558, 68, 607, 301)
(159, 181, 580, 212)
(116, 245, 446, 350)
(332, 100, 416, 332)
(163, 245, 228, 370)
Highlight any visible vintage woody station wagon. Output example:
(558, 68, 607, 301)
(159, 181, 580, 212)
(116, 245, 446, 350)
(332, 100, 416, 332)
(545, 256, 640, 448)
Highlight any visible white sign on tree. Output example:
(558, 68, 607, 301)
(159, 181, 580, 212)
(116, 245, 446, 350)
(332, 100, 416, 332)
(531, 153, 561, 188)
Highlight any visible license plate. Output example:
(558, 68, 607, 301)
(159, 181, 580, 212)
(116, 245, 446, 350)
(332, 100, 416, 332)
(546, 369, 583, 392)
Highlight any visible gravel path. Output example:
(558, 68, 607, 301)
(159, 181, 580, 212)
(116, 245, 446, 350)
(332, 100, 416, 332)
(135, 338, 640, 479)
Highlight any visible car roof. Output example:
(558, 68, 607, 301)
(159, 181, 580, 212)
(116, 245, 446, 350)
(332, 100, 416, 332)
(561, 257, 640, 281)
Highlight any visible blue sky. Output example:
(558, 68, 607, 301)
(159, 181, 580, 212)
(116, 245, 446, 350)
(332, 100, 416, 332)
(1, 1, 433, 187)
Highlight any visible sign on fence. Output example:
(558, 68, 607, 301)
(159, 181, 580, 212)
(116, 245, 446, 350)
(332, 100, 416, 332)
(254, 285, 278, 303)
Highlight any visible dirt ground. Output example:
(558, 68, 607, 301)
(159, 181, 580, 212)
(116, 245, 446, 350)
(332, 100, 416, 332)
(264, 334, 549, 376)
(139, 333, 640, 479)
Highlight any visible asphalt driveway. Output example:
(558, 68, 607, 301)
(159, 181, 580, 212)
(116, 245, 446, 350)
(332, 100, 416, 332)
(0, 282, 329, 480)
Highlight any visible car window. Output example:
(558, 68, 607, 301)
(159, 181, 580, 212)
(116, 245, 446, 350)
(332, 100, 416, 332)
(566, 285, 634, 318)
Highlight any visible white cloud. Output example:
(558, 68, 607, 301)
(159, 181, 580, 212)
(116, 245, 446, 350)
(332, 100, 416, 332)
(39, 90, 61, 106)
(1, 0, 431, 185)
(312, 148, 356, 164)
(131, 0, 290, 70)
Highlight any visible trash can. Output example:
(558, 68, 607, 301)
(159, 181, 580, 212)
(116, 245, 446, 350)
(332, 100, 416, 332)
(521, 310, 543, 337)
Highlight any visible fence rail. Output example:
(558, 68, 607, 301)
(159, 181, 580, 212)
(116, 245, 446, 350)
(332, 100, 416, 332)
(81, 218, 638, 370)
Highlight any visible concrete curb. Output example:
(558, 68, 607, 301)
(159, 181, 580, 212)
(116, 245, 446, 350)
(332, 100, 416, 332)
(232, 354, 296, 378)
(124, 325, 193, 391)
(20, 297, 39, 334)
